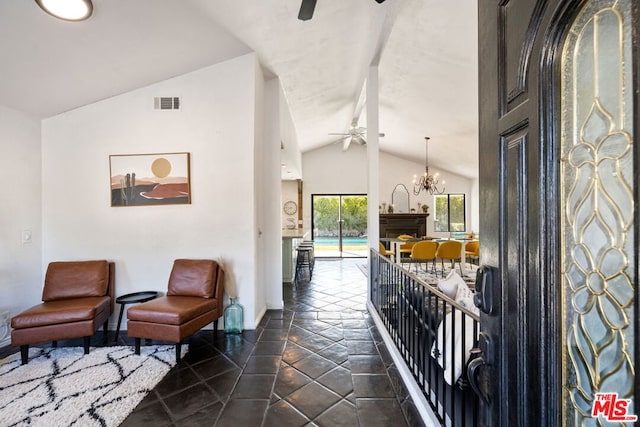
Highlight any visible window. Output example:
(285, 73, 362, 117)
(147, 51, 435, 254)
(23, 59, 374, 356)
(434, 194, 465, 232)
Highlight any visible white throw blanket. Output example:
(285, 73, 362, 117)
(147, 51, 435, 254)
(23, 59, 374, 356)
(431, 310, 477, 385)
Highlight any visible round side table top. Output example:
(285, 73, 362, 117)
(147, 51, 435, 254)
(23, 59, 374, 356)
(116, 291, 159, 304)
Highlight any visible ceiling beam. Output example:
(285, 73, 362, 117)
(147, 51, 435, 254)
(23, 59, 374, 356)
(346, 1, 406, 131)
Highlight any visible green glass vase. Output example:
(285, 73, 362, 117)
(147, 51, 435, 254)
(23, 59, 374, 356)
(224, 298, 244, 334)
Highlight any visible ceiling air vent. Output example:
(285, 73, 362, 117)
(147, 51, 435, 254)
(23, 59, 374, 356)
(154, 97, 181, 110)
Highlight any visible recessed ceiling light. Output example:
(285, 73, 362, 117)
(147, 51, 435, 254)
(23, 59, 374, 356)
(35, 0, 93, 21)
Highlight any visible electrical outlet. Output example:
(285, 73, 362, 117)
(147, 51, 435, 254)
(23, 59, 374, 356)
(22, 229, 32, 244)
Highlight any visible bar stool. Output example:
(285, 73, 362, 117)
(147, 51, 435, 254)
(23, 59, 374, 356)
(294, 246, 313, 284)
(299, 240, 315, 271)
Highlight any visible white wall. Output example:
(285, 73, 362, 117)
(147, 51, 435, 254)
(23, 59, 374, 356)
(281, 180, 298, 229)
(302, 144, 478, 236)
(0, 106, 42, 345)
(280, 82, 302, 180)
(470, 177, 479, 234)
(253, 60, 267, 321)
(41, 53, 263, 329)
(261, 78, 284, 310)
(379, 151, 476, 237)
(301, 143, 368, 231)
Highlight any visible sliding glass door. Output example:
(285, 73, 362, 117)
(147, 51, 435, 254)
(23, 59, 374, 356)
(311, 194, 367, 258)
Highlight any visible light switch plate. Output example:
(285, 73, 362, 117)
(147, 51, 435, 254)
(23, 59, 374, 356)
(22, 229, 32, 244)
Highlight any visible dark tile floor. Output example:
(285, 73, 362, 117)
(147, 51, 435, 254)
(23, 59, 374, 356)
(1, 259, 426, 426)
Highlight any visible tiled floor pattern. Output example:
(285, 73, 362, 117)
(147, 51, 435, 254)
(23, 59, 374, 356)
(1, 259, 426, 426)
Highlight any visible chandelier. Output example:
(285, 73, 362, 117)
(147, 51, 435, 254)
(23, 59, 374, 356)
(413, 137, 445, 195)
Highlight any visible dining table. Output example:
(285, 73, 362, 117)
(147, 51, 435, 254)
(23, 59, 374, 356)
(380, 236, 478, 277)
(379, 236, 423, 265)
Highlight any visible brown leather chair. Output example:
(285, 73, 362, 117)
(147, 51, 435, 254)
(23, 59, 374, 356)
(11, 260, 115, 365)
(126, 259, 225, 362)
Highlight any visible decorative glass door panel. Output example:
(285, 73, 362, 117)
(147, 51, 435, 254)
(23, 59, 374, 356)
(560, 0, 635, 424)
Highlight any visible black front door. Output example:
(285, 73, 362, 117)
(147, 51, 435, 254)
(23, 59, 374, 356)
(474, 1, 638, 426)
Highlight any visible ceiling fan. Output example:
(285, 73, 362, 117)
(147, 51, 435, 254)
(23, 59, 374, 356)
(298, 0, 386, 21)
(329, 120, 384, 151)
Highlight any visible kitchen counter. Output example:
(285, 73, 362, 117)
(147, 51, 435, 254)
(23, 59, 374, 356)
(282, 229, 309, 239)
(282, 229, 310, 283)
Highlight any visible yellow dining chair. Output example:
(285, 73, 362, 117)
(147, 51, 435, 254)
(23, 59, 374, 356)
(379, 242, 395, 258)
(465, 240, 480, 266)
(436, 240, 463, 276)
(397, 234, 416, 265)
(410, 241, 439, 273)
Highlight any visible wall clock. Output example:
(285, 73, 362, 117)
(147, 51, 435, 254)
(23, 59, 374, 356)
(283, 200, 297, 215)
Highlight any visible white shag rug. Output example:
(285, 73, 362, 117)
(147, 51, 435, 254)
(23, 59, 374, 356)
(0, 345, 187, 427)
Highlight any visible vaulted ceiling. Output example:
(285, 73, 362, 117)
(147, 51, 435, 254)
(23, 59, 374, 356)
(0, 0, 478, 178)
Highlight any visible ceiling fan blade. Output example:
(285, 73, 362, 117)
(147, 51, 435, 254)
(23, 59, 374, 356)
(298, 0, 317, 21)
(328, 132, 350, 136)
(330, 136, 349, 144)
(352, 135, 366, 145)
(342, 137, 352, 151)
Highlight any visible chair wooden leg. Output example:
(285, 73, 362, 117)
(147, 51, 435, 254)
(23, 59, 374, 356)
(103, 320, 109, 343)
(134, 338, 141, 355)
(213, 319, 219, 337)
(83, 336, 90, 354)
(175, 342, 182, 362)
(20, 345, 29, 365)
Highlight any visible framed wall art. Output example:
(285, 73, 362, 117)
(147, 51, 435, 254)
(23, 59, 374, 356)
(109, 152, 191, 207)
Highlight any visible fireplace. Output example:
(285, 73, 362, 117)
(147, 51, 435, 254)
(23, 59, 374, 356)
(379, 213, 429, 238)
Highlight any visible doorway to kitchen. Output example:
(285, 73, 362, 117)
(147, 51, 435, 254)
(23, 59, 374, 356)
(311, 194, 367, 258)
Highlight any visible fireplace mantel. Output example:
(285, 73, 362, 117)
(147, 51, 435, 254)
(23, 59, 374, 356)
(379, 213, 429, 238)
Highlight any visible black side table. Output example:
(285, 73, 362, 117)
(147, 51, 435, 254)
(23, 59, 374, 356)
(114, 291, 159, 343)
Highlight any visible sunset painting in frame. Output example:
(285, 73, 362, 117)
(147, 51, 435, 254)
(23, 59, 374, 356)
(109, 152, 191, 207)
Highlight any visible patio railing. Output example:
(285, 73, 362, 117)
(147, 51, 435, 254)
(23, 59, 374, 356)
(370, 249, 480, 426)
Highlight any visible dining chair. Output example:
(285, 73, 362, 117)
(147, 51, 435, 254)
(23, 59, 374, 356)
(379, 242, 395, 258)
(436, 240, 463, 276)
(465, 240, 480, 267)
(397, 234, 416, 265)
(409, 241, 439, 273)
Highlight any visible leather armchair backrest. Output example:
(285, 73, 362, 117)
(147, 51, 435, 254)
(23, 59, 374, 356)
(108, 261, 115, 314)
(167, 259, 219, 298)
(42, 260, 110, 301)
(214, 263, 225, 303)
